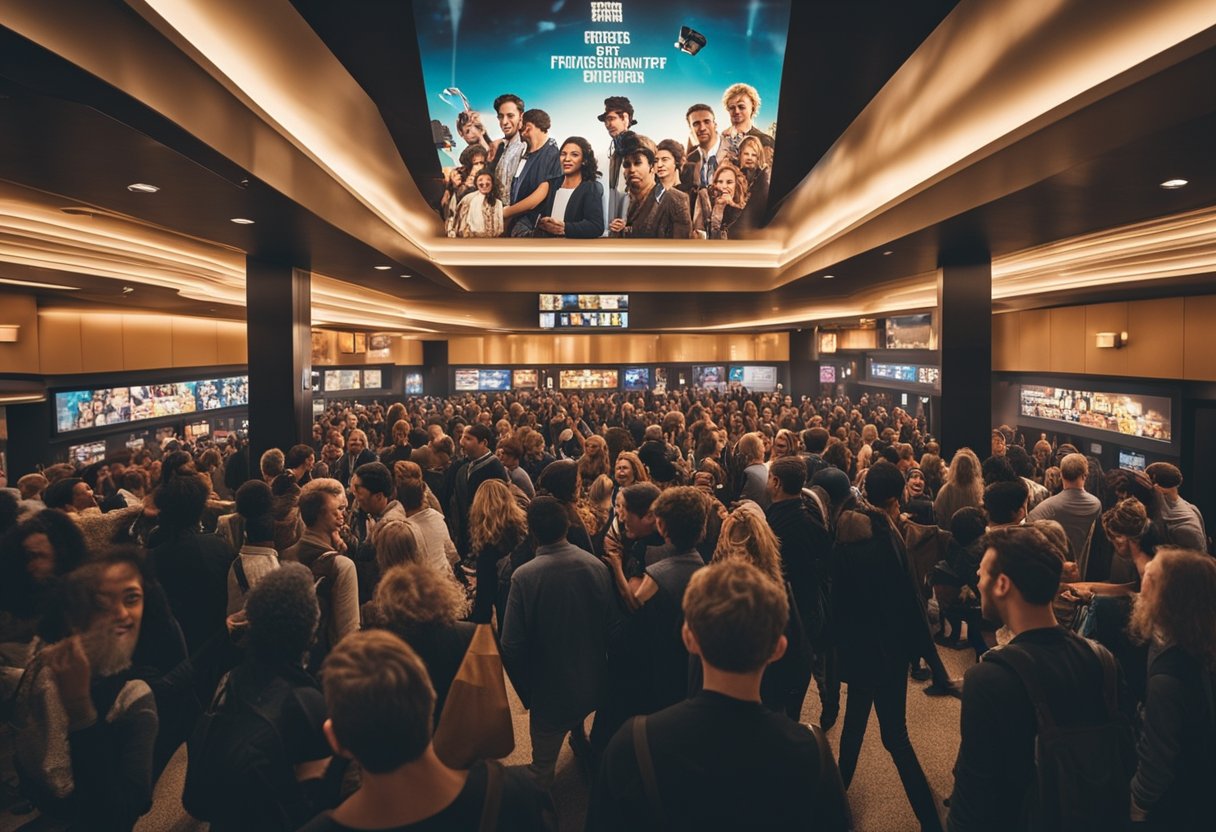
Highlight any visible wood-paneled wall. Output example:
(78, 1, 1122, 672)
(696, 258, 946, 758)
(309, 330, 425, 366)
(0, 294, 40, 375)
(993, 296, 1216, 380)
(37, 311, 248, 375)
(447, 332, 790, 365)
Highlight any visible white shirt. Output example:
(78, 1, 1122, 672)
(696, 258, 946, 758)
(550, 186, 575, 223)
(699, 137, 722, 187)
(406, 508, 458, 575)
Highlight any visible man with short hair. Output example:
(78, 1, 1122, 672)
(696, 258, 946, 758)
(114, 470, 147, 508)
(301, 630, 556, 831)
(503, 108, 560, 236)
(282, 481, 360, 654)
(682, 103, 723, 193)
(447, 422, 508, 557)
(598, 95, 636, 234)
(947, 526, 1132, 832)
(489, 92, 526, 205)
(285, 443, 316, 486)
(260, 447, 286, 484)
(350, 462, 407, 600)
(495, 437, 535, 498)
(800, 427, 831, 477)
(1027, 453, 1102, 574)
(608, 132, 691, 239)
(501, 497, 623, 787)
(984, 479, 1030, 529)
(1145, 462, 1207, 551)
(603, 481, 665, 605)
(333, 430, 377, 488)
(589, 560, 836, 831)
(378, 421, 413, 468)
(720, 82, 774, 156)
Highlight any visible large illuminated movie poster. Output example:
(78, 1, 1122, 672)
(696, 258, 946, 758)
(415, 0, 790, 239)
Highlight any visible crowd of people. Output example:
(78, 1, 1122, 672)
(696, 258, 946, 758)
(439, 86, 774, 240)
(0, 386, 1212, 831)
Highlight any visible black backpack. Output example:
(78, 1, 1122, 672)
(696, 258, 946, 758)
(183, 672, 308, 831)
(983, 635, 1135, 832)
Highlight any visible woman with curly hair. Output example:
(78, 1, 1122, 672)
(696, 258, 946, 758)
(449, 169, 504, 238)
(577, 435, 611, 496)
(364, 563, 475, 725)
(1128, 547, 1216, 830)
(692, 161, 748, 240)
(933, 447, 984, 530)
(468, 480, 527, 626)
(769, 428, 800, 464)
(712, 501, 783, 584)
(534, 136, 605, 239)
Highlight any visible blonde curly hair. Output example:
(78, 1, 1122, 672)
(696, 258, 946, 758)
(468, 479, 526, 553)
(370, 562, 468, 628)
(712, 501, 783, 585)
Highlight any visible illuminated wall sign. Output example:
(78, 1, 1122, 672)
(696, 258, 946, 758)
(55, 375, 249, 435)
(1019, 384, 1171, 443)
(559, 368, 620, 389)
(868, 359, 940, 387)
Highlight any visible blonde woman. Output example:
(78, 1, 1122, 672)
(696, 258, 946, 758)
(577, 434, 611, 495)
(934, 447, 984, 530)
(613, 450, 649, 490)
(578, 474, 615, 543)
(708, 500, 814, 718)
(855, 424, 879, 472)
(468, 479, 527, 625)
(770, 428, 800, 464)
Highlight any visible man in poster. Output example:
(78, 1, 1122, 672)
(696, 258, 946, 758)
(608, 132, 690, 239)
(598, 95, 636, 235)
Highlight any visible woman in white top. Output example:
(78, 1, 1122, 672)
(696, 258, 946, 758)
(450, 170, 504, 238)
(534, 136, 605, 239)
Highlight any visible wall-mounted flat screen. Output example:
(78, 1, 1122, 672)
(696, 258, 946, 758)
(917, 366, 940, 386)
(540, 294, 629, 311)
(820, 365, 837, 383)
(184, 421, 211, 442)
(559, 369, 619, 389)
(868, 360, 940, 388)
(692, 365, 726, 390)
(885, 313, 935, 350)
(1019, 384, 1172, 443)
(541, 311, 628, 329)
(818, 331, 837, 354)
(1118, 449, 1147, 471)
(539, 313, 556, 329)
(623, 367, 650, 390)
(478, 369, 511, 390)
(653, 367, 668, 394)
(454, 369, 480, 391)
(406, 373, 424, 395)
(312, 399, 325, 416)
(729, 365, 778, 392)
(363, 369, 383, 389)
(323, 369, 363, 391)
(311, 371, 321, 393)
(513, 369, 539, 389)
(55, 375, 248, 434)
(68, 441, 106, 466)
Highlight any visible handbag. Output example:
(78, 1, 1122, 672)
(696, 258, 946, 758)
(433, 623, 515, 768)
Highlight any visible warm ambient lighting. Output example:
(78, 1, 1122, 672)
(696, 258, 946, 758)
(1159, 178, 1188, 189)
(126, 183, 160, 193)
(822, 274, 835, 279)
(399, 274, 410, 279)
(373, 265, 392, 270)
(229, 217, 255, 224)
(0, 324, 20, 342)
(0, 276, 81, 291)
(1095, 331, 1128, 349)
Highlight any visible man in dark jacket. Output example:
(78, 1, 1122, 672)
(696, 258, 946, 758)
(330, 429, 376, 488)
(445, 423, 509, 557)
(765, 456, 832, 719)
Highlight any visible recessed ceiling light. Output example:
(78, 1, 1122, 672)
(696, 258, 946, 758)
(230, 217, 255, 224)
(399, 274, 411, 279)
(770, 306, 779, 311)
(882, 250, 894, 256)
(121, 286, 134, 294)
(374, 265, 392, 271)
(823, 274, 835, 279)
(127, 183, 160, 193)
(1159, 178, 1188, 189)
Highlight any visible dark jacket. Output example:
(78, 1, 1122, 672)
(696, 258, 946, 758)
(331, 449, 377, 488)
(535, 177, 605, 239)
(389, 621, 478, 726)
(611, 184, 691, 239)
(446, 453, 510, 556)
(765, 497, 832, 642)
(149, 528, 234, 654)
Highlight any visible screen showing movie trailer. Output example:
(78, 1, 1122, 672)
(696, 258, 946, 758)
(868, 360, 940, 387)
(455, 369, 513, 391)
(415, 0, 790, 240)
(623, 367, 650, 389)
(728, 365, 777, 392)
(691, 365, 726, 390)
(364, 369, 383, 389)
(559, 368, 620, 389)
(324, 370, 363, 392)
(885, 313, 934, 350)
(68, 441, 107, 465)
(55, 375, 249, 435)
(1019, 385, 1172, 443)
(406, 373, 425, 395)
(513, 369, 539, 389)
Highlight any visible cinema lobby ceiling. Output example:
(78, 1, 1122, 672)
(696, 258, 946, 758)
(0, 0, 1214, 335)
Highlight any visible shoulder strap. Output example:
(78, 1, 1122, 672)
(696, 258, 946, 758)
(982, 644, 1058, 730)
(632, 715, 666, 827)
(477, 760, 505, 832)
(233, 556, 250, 593)
(1081, 636, 1119, 719)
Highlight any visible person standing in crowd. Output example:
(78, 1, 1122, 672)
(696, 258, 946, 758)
(596, 96, 635, 234)
(446, 423, 509, 558)
(468, 479, 527, 626)
(299, 630, 555, 832)
(1127, 547, 1216, 830)
(399, 480, 457, 576)
(692, 161, 748, 239)
(935, 448, 984, 530)
(948, 526, 1133, 832)
(284, 444, 316, 487)
(608, 132, 691, 239)
(534, 137, 605, 239)
(736, 432, 771, 508)
(349, 462, 406, 600)
(720, 82, 775, 157)
(588, 560, 840, 832)
(1144, 462, 1207, 551)
(226, 479, 282, 614)
(501, 497, 622, 788)
(449, 169, 504, 238)
(332, 430, 376, 489)
(1027, 453, 1102, 575)
(653, 139, 694, 225)
(496, 437, 535, 498)
(489, 93, 526, 207)
(834, 462, 946, 832)
(503, 109, 560, 236)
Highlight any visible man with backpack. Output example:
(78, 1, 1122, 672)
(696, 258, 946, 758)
(947, 526, 1135, 832)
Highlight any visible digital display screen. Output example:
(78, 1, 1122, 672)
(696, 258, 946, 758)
(55, 375, 249, 434)
(818, 332, 837, 354)
(868, 360, 940, 388)
(540, 294, 629, 311)
(513, 369, 539, 389)
(455, 369, 512, 391)
(885, 313, 934, 350)
(184, 421, 211, 442)
(312, 399, 325, 416)
(692, 365, 726, 390)
(820, 365, 837, 383)
(454, 369, 480, 391)
(653, 367, 668, 393)
(415, 0, 790, 240)
(324, 369, 365, 391)
(1019, 385, 1172, 443)
(363, 369, 383, 389)
(540, 311, 628, 329)
(1118, 450, 1147, 472)
(406, 373, 424, 395)
(559, 368, 620, 389)
(68, 441, 106, 465)
(728, 365, 778, 392)
(623, 367, 650, 390)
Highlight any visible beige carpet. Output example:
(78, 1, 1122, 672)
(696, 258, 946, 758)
(0, 645, 975, 832)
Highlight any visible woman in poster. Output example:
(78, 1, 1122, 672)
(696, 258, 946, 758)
(450, 170, 505, 238)
(736, 135, 771, 229)
(692, 161, 748, 240)
(534, 137, 604, 239)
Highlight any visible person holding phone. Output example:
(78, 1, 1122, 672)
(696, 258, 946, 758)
(692, 161, 748, 240)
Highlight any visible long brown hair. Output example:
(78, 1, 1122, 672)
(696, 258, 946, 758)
(1129, 547, 1216, 669)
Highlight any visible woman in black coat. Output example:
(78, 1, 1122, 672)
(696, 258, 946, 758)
(534, 136, 605, 239)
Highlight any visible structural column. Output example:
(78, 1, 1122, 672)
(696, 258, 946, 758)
(937, 254, 992, 459)
(246, 258, 311, 466)
(789, 328, 816, 399)
(423, 340, 449, 398)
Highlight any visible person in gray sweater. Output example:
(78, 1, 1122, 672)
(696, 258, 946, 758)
(1027, 454, 1102, 576)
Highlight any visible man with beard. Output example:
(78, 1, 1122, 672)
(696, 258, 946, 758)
(608, 132, 690, 240)
(947, 526, 1132, 832)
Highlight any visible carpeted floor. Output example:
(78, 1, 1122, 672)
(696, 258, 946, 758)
(1, 644, 976, 832)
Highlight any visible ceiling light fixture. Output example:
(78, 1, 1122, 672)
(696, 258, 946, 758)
(121, 286, 134, 294)
(823, 274, 835, 279)
(882, 250, 894, 256)
(1159, 179, 1188, 189)
(374, 265, 392, 271)
(230, 217, 255, 224)
(126, 183, 160, 193)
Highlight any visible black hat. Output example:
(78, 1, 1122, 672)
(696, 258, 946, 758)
(598, 96, 637, 124)
(616, 130, 657, 163)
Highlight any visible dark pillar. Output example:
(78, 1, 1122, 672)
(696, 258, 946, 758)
(422, 340, 449, 398)
(789, 329, 816, 399)
(246, 259, 311, 465)
(937, 255, 992, 459)
(6, 399, 52, 477)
